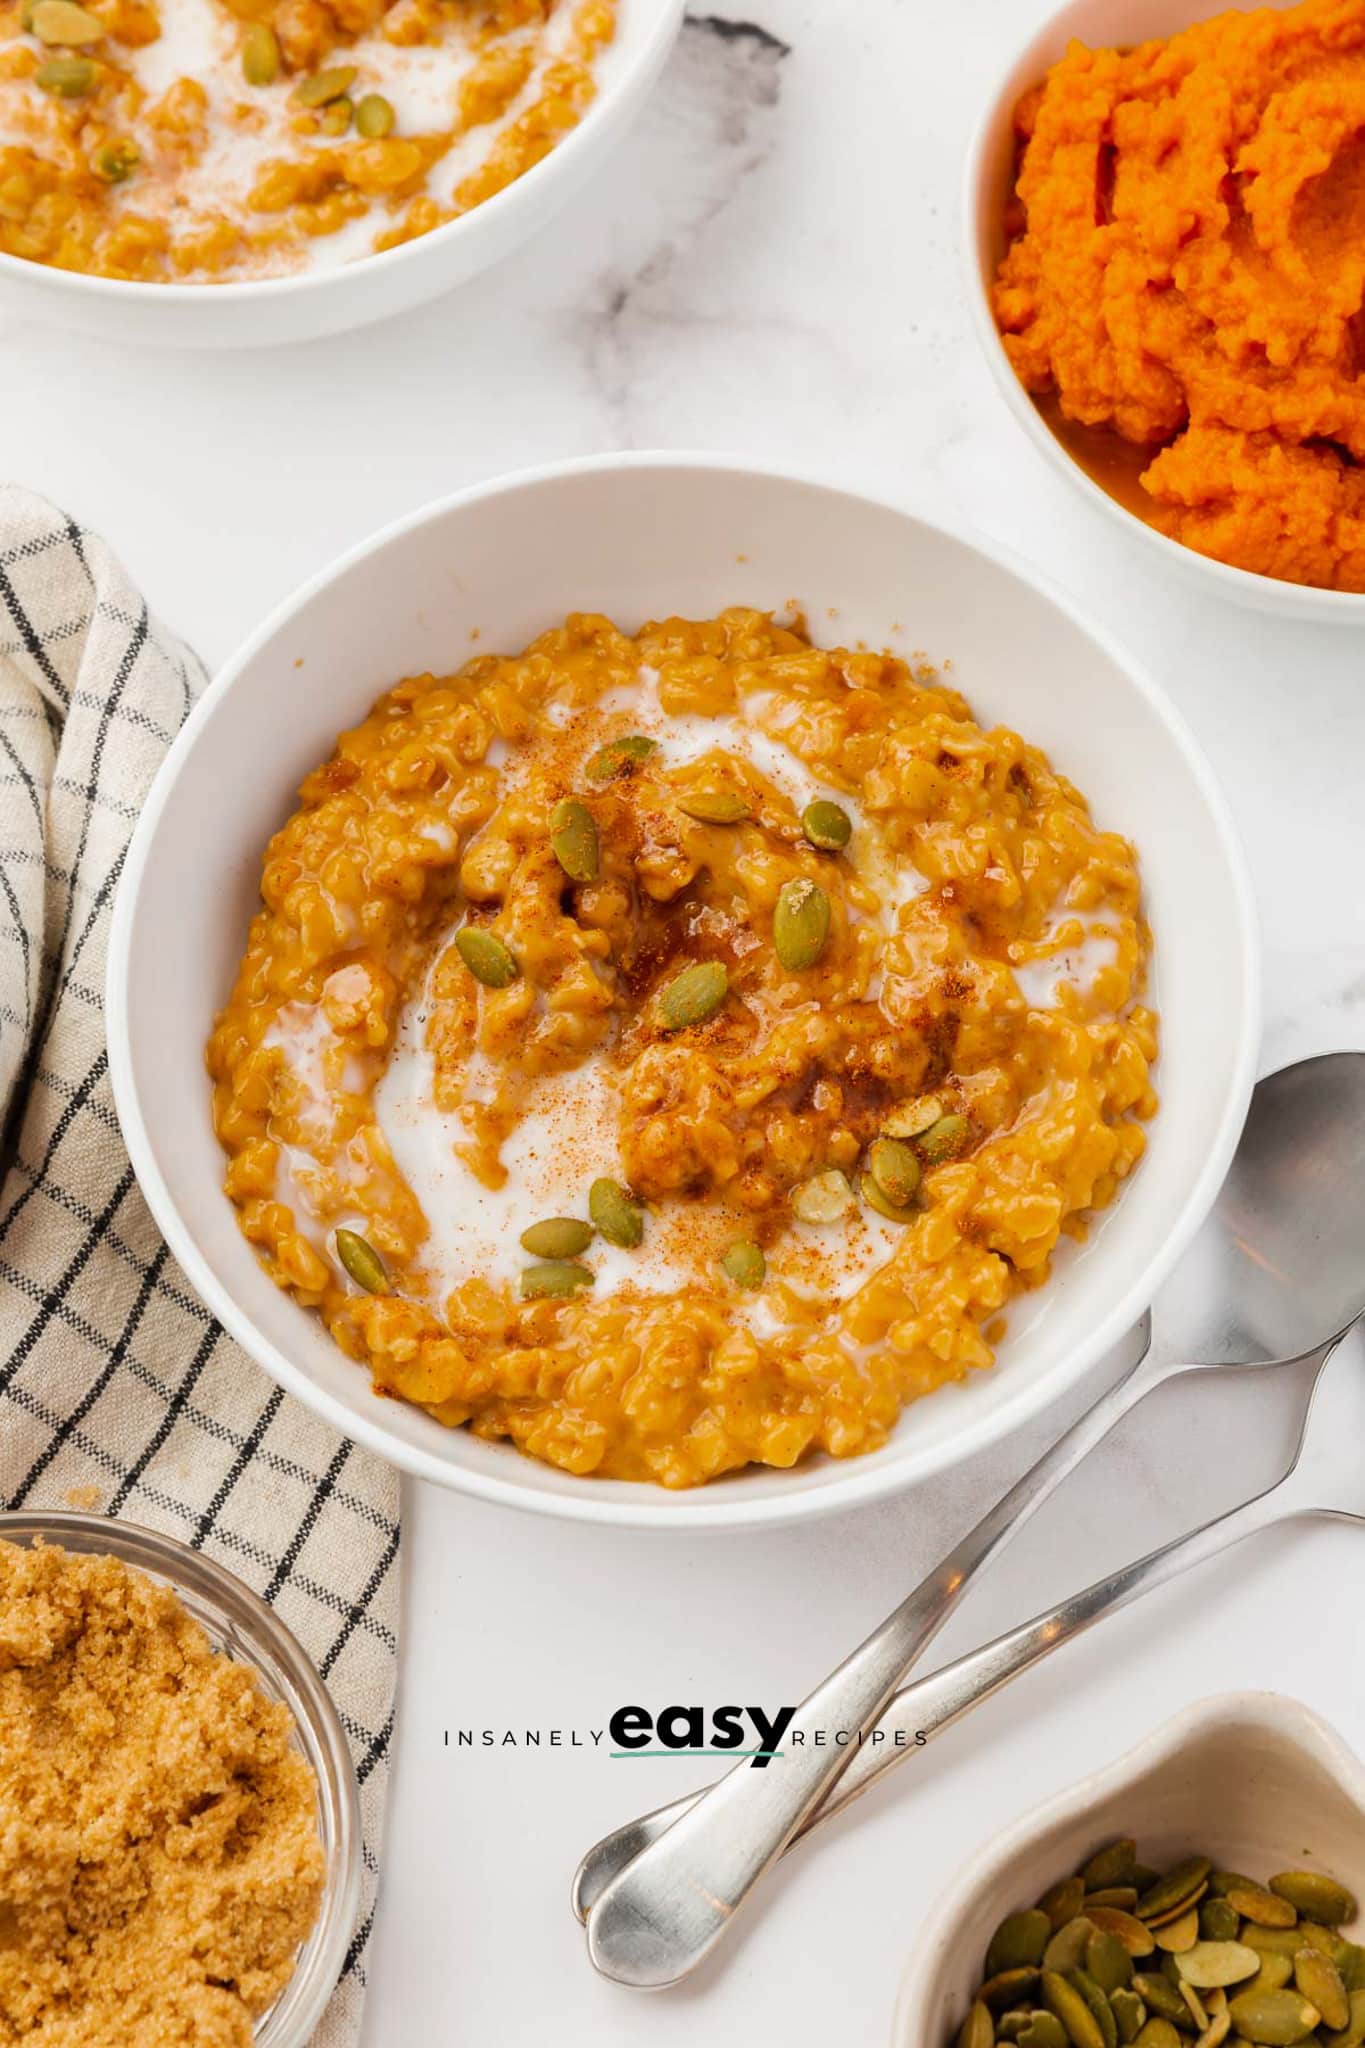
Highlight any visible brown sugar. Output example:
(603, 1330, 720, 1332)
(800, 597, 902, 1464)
(0, 1540, 326, 2047)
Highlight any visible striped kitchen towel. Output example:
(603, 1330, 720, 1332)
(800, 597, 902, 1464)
(0, 486, 400, 2046)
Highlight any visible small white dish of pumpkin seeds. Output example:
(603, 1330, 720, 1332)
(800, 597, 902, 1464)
(893, 1695, 1365, 2048)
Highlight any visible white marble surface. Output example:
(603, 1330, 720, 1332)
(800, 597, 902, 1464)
(5, 1, 1365, 2042)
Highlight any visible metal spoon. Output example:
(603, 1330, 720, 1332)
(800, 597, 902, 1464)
(578, 1052, 1365, 1976)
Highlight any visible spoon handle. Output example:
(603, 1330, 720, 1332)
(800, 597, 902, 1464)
(584, 1323, 1177, 1984)
(577, 1470, 1301, 1930)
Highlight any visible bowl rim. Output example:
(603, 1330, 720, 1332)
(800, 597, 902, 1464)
(0, 1506, 363, 2047)
(106, 449, 1262, 1529)
(890, 1690, 1365, 2045)
(960, 0, 1365, 618)
(0, 0, 685, 310)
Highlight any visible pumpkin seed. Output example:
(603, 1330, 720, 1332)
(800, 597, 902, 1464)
(1182, 1984, 1211, 2031)
(882, 1094, 944, 1139)
(519, 1260, 594, 1300)
(773, 877, 830, 971)
(1245, 1959, 1294, 1995)
(519, 1217, 593, 1259)
(1156, 1912, 1201, 1956)
(1227, 1888, 1297, 1932)
(1090, 1891, 1142, 1914)
(1299, 1924, 1352, 1967)
(983, 1971, 1044, 2012)
(294, 63, 355, 104)
(1140, 1863, 1214, 1926)
(588, 1177, 643, 1249)
(801, 797, 852, 850)
(1339, 1945, 1365, 1993)
(550, 797, 599, 882)
(1176, 1946, 1260, 1991)
(1132, 1973, 1196, 2023)
(721, 1239, 765, 1289)
(1019, 2021, 1069, 2048)
(791, 1169, 855, 1225)
(1133, 2024, 1181, 2048)
(93, 136, 138, 181)
(958, 2003, 996, 2048)
(1041, 1971, 1107, 2048)
(657, 959, 728, 1030)
(1086, 1933, 1135, 1994)
(988, 1913, 1054, 1977)
(1210, 1875, 1258, 1900)
(1243, 1932, 1307, 1962)
(1070, 1970, 1119, 2048)
(1047, 1921, 1100, 1974)
(29, 0, 101, 41)
(1040, 1879, 1087, 1931)
(1271, 1875, 1358, 1928)
(455, 926, 519, 987)
(1323, 1988, 1365, 2047)
(1110, 1989, 1146, 2044)
(1089, 1910, 1156, 1959)
(354, 90, 394, 136)
(335, 1228, 387, 1293)
(1196, 1987, 1232, 2048)
(676, 787, 753, 824)
(867, 1136, 922, 1210)
(587, 733, 656, 780)
(34, 53, 95, 92)
(918, 1110, 970, 1163)
(1085, 1845, 1141, 1893)
(1202, 1905, 1241, 1944)
(319, 93, 352, 133)
(1225, 1989, 1320, 2044)
(241, 20, 279, 83)
(1293, 1950, 1349, 2031)
(860, 1173, 918, 1223)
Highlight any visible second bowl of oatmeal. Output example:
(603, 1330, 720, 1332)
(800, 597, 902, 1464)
(0, 0, 683, 345)
(108, 455, 1258, 1528)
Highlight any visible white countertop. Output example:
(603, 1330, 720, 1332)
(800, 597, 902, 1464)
(5, 2, 1365, 2041)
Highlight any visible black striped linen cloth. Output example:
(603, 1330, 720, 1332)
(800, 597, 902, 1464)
(0, 487, 400, 2044)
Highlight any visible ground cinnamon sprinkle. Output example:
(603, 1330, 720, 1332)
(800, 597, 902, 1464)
(0, 1540, 326, 2048)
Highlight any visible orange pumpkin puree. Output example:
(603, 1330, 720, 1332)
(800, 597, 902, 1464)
(994, 0, 1365, 592)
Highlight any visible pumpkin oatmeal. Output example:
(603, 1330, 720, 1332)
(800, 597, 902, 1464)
(993, 0, 1365, 592)
(0, 0, 614, 281)
(0, 1540, 325, 2048)
(207, 609, 1157, 1490)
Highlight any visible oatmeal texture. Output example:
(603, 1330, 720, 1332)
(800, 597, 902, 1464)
(208, 609, 1157, 1490)
(994, 0, 1365, 591)
(0, 1540, 325, 2048)
(0, 0, 614, 281)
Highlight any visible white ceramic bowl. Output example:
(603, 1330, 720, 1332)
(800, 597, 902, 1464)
(964, 0, 1365, 621)
(892, 1692, 1365, 2047)
(2, 0, 683, 348)
(107, 453, 1260, 1530)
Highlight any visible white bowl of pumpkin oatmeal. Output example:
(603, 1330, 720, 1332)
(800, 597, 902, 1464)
(0, 0, 683, 344)
(108, 455, 1259, 1528)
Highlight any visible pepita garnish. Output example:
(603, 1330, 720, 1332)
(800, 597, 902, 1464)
(34, 52, 95, 93)
(949, 1844, 1365, 2048)
(587, 732, 656, 780)
(93, 137, 138, 181)
(773, 876, 830, 972)
(455, 925, 519, 987)
(801, 797, 853, 850)
(354, 90, 394, 136)
(319, 93, 352, 134)
(675, 787, 753, 824)
(791, 1169, 855, 1224)
(335, 1227, 387, 1294)
(860, 1173, 917, 1224)
(867, 1136, 921, 1210)
(588, 1177, 643, 1249)
(656, 959, 728, 1031)
(29, 0, 101, 42)
(519, 1260, 594, 1299)
(519, 1217, 594, 1259)
(294, 63, 356, 106)
(882, 1094, 945, 1139)
(550, 796, 599, 882)
(241, 20, 280, 83)
(917, 1110, 970, 1164)
(721, 1239, 765, 1289)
